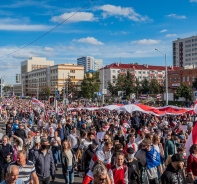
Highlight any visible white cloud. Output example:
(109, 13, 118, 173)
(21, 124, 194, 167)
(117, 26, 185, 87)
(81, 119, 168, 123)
(73, 37, 104, 45)
(43, 47, 54, 52)
(167, 14, 187, 19)
(97, 4, 151, 22)
(0, 24, 52, 31)
(165, 34, 177, 37)
(131, 39, 161, 45)
(190, 0, 197, 2)
(160, 29, 168, 33)
(51, 12, 96, 23)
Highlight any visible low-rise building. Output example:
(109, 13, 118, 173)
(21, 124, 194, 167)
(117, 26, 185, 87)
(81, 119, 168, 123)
(99, 63, 179, 96)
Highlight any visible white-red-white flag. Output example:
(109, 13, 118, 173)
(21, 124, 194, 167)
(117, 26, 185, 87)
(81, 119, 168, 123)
(32, 98, 45, 108)
(68, 93, 73, 98)
(186, 123, 197, 157)
(193, 99, 197, 114)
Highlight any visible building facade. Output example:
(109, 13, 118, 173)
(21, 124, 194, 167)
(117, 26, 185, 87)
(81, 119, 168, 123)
(99, 63, 179, 96)
(173, 36, 197, 67)
(77, 56, 102, 72)
(21, 57, 54, 76)
(22, 64, 84, 98)
(168, 65, 197, 92)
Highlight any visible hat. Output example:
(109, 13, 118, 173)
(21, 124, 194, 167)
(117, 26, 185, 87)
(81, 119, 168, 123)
(171, 153, 184, 162)
(127, 147, 135, 154)
(92, 139, 99, 146)
(41, 137, 48, 144)
(35, 138, 41, 144)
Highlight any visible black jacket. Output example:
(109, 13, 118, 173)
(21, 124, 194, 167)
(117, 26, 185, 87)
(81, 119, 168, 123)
(161, 163, 186, 184)
(127, 159, 141, 184)
(81, 145, 95, 171)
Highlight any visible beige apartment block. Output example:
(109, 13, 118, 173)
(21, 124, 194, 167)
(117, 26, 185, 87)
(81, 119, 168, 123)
(22, 63, 84, 98)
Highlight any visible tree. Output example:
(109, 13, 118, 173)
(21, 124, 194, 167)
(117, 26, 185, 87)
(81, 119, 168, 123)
(107, 82, 118, 96)
(141, 78, 149, 94)
(149, 79, 160, 94)
(41, 86, 51, 99)
(174, 83, 193, 101)
(192, 77, 197, 90)
(81, 72, 101, 99)
(124, 71, 135, 96)
(3, 85, 13, 93)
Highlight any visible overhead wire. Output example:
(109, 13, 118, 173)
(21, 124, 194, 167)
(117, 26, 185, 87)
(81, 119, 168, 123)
(0, 0, 94, 60)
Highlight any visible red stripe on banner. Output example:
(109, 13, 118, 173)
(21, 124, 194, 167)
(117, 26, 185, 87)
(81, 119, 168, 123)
(192, 124, 197, 144)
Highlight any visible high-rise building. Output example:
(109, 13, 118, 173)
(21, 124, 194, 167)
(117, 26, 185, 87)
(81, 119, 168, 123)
(77, 56, 102, 72)
(173, 36, 197, 67)
(94, 59, 103, 71)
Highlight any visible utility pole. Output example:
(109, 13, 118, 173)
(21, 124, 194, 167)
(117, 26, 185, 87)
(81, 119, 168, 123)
(102, 66, 104, 105)
(63, 73, 65, 104)
(66, 73, 69, 102)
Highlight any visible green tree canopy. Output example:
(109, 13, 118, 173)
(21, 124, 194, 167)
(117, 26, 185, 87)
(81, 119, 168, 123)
(174, 83, 193, 101)
(81, 72, 101, 98)
(149, 79, 160, 94)
(41, 86, 51, 99)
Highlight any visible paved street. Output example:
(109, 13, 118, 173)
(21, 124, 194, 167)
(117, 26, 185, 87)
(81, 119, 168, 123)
(0, 121, 83, 184)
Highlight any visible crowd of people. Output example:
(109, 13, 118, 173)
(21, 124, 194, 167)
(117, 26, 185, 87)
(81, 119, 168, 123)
(0, 98, 196, 184)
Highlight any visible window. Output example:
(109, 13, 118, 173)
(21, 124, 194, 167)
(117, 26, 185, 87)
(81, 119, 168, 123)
(193, 76, 195, 81)
(112, 75, 116, 79)
(112, 70, 116, 73)
(187, 76, 190, 82)
(70, 70, 75, 73)
(138, 71, 141, 74)
(174, 77, 176, 82)
(183, 77, 185, 82)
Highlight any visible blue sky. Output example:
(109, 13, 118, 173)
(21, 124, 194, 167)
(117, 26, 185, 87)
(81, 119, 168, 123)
(0, 0, 197, 84)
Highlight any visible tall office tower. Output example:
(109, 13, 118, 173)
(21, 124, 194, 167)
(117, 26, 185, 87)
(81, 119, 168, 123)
(173, 36, 197, 67)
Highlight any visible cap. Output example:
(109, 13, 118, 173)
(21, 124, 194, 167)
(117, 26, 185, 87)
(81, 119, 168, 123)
(92, 139, 99, 146)
(127, 147, 135, 154)
(41, 137, 48, 144)
(171, 153, 184, 162)
(35, 138, 41, 144)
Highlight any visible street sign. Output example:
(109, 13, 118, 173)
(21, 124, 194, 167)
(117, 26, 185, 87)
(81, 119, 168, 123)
(55, 90, 60, 100)
(97, 92, 102, 96)
(102, 89, 107, 95)
(130, 93, 136, 99)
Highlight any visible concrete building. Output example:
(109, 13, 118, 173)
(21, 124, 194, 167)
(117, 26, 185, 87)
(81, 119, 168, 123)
(22, 63, 84, 98)
(0, 78, 4, 97)
(99, 63, 179, 96)
(13, 84, 22, 96)
(21, 57, 54, 76)
(173, 36, 197, 67)
(77, 56, 102, 72)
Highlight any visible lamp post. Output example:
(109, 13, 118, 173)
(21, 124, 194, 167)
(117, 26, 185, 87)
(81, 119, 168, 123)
(155, 48, 168, 105)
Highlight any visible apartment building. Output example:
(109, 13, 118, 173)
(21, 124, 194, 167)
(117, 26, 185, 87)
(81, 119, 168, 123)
(77, 56, 103, 72)
(22, 63, 84, 98)
(99, 63, 179, 96)
(173, 35, 197, 67)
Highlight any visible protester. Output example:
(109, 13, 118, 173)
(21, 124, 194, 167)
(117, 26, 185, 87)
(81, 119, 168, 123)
(161, 153, 186, 184)
(0, 165, 24, 184)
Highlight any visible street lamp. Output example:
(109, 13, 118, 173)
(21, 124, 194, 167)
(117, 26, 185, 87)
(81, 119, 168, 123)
(155, 48, 168, 105)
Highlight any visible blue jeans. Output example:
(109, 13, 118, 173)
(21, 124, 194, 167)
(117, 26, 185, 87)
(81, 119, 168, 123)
(63, 166, 74, 184)
(52, 147, 61, 164)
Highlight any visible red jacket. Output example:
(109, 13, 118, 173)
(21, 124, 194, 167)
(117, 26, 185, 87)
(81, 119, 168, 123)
(187, 154, 197, 176)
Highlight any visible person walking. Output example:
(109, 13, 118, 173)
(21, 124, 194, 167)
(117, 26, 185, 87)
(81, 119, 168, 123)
(33, 138, 55, 184)
(61, 140, 77, 184)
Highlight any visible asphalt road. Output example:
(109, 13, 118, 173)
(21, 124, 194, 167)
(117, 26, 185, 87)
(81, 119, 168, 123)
(0, 120, 83, 184)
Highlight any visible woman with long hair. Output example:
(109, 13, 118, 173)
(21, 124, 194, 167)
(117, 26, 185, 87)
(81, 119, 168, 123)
(61, 140, 76, 184)
(187, 144, 197, 182)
